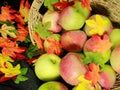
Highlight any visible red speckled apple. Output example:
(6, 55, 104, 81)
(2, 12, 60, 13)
(60, 53, 87, 85)
(61, 30, 87, 52)
(98, 65, 116, 89)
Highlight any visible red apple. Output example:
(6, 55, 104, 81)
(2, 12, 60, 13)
(61, 30, 87, 52)
(38, 81, 68, 90)
(42, 10, 62, 33)
(60, 53, 87, 85)
(110, 45, 120, 74)
(98, 65, 116, 89)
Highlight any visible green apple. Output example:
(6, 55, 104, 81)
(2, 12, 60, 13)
(35, 53, 61, 81)
(109, 29, 120, 49)
(58, 6, 85, 31)
(38, 81, 68, 90)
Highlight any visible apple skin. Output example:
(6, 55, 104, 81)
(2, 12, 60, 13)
(42, 10, 62, 33)
(58, 6, 85, 31)
(109, 29, 120, 49)
(60, 53, 87, 85)
(98, 65, 116, 89)
(34, 54, 61, 81)
(110, 45, 120, 74)
(60, 30, 87, 52)
(38, 81, 68, 90)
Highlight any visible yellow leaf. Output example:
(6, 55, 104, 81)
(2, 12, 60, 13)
(86, 15, 108, 36)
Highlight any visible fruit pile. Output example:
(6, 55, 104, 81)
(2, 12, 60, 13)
(31, 0, 120, 90)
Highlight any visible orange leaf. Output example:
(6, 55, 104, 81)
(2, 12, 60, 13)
(0, 6, 17, 23)
(46, 37, 62, 56)
(15, 24, 29, 42)
(85, 63, 100, 86)
(33, 32, 44, 49)
(19, 0, 30, 22)
(14, 13, 25, 25)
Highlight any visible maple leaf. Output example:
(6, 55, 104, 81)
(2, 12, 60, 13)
(81, 0, 92, 10)
(86, 15, 108, 36)
(0, 6, 17, 23)
(0, 24, 17, 38)
(91, 34, 112, 53)
(14, 13, 25, 25)
(19, 0, 30, 22)
(32, 32, 44, 49)
(46, 36, 62, 56)
(52, 1, 74, 10)
(15, 24, 29, 42)
(0, 38, 26, 58)
(85, 63, 100, 86)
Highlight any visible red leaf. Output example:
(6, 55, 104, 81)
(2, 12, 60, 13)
(0, 75, 11, 82)
(81, 0, 92, 10)
(52, 1, 74, 10)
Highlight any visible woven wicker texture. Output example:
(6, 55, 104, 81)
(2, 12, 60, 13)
(28, 0, 120, 90)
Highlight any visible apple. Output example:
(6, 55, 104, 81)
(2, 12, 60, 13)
(38, 81, 68, 90)
(58, 6, 85, 31)
(42, 10, 62, 33)
(110, 45, 120, 74)
(34, 53, 61, 81)
(83, 34, 112, 66)
(109, 29, 120, 48)
(60, 30, 87, 52)
(60, 53, 87, 85)
(98, 65, 116, 89)
(73, 1, 90, 19)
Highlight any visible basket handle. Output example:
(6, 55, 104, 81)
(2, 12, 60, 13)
(28, 0, 44, 44)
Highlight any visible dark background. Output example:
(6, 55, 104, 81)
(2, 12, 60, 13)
(0, 0, 42, 90)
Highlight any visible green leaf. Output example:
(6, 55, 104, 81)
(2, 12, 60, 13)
(44, 0, 59, 11)
(34, 21, 53, 40)
(15, 75, 29, 84)
(25, 44, 40, 59)
(14, 67, 29, 84)
(20, 68, 28, 75)
(83, 52, 105, 67)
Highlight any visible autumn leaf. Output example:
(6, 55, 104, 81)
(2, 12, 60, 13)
(19, 0, 30, 22)
(91, 34, 112, 53)
(0, 6, 17, 23)
(32, 32, 44, 49)
(0, 24, 17, 38)
(14, 13, 25, 25)
(81, 0, 92, 10)
(76, 75, 93, 90)
(15, 24, 29, 42)
(52, 0, 74, 10)
(45, 36, 62, 56)
(85, 63, 100, 86)
(86, 15, 108, 36)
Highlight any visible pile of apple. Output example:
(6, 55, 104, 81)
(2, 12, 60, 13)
(33, 0, 120, 90)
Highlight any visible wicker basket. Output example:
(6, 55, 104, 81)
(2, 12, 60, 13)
(28, 0, 120, 90)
